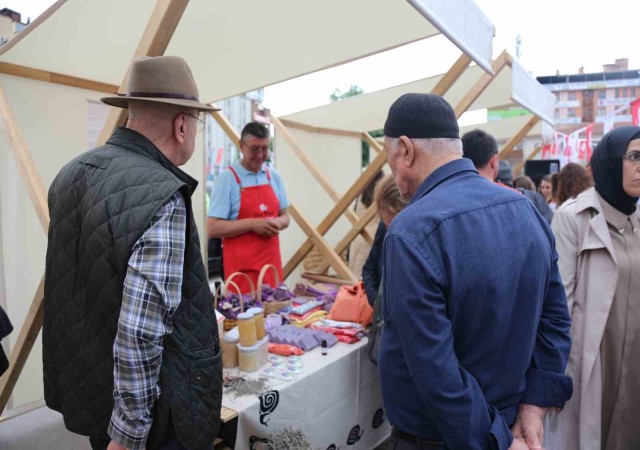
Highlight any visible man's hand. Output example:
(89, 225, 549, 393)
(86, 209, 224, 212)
(509, 437, 530, 450)
(511, 404, 547, 450)
(107, 440, 143, 450)
(252, 219, 280, 237)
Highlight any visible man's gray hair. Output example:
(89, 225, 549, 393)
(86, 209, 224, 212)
(388, 137, 463, 157)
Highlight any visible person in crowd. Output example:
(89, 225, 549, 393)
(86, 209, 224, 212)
(379, 94, 572, 450)
(366, 175, 408, 364)
(539, 174, 557, 210)
(514, 175, 536, 192)
(462, 130, 553, 222)
(549, 126, 640, 450)
(347, 170, 384, 279)
(207, 121, 290, 291)
(553, 162, 592, 208)
(361, 175, 407, 305)
(44, 56, 222, 450)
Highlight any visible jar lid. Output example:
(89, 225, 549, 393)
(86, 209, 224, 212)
(247, 307, 263, 316)
(237, 312, 254, 320)
(223, 332, 238, 343)
(237, 342, 262, 352)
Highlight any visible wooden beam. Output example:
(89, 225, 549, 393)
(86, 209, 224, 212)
(97, 0, 190, 145)
(0, 62, 119, 94)
(278, 118, 362, 138)
(314, 204, 379, 275)
(288, 204, 356, 281)
(301, 272, 354, 286)
(453, 50, 511, 118)
(513, 146, 543, 176)
(272, 116, 373, 244)
(431, 54, 472, 97)
(0, 79, 49, 232)
(283, 148, 388, 278)
(498, 116, 540, 159)
(0, 278, 44, 412)
(210, 107, 241, 149)
(363, 132, 383, 154)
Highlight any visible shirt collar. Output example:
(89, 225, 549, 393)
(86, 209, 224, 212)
(600, 194, 640, 231)
(409, 158, 478, 205)
(234, 160, 266, 176)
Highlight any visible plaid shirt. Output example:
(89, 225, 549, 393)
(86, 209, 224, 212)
(107, 192, 186, 449)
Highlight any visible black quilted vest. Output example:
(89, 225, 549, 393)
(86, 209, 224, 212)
(43, 128, 221, 449)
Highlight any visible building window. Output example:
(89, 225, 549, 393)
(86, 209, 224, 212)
(568, 91, 577, 101)
(598, 90, 606, 99)
(631, 88, 637, 99)
(598, 107, 606, 116)
(568, 109, 577, 118)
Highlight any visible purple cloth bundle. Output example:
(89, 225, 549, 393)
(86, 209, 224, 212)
(261, 283, 295, 303)
(216, 293, 261, 320)
(294, 283, 339, 299)
(267, 325, 338, 351)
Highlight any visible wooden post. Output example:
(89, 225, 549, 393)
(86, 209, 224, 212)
(313, 204, 379, 275)
(453, 50, 510, 118)
(0, 62, 119, 94)
(0, 81, 49, 232)
(272, 116, 373, 243)
(283, 149, 388, 278)
(210, 107, 241, 149)
(363, 132, 382, 154)
(513, 146, 543, 176)
(498, 116, 540, 159)
(288, 205, 356, 281)
(97, 0, 190, 146)
(431, 53, 472, 96)
(0, 79, 50, 412)
(278, 119, 362, 138)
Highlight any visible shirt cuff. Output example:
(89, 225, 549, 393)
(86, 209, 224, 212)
(487, 405, 513, 450)
(108, 405, 152, 450)
(521, 367, 573, 408)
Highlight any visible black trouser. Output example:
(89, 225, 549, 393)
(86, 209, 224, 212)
(89, 417, 191, 450)
(389, 427, 444, 450)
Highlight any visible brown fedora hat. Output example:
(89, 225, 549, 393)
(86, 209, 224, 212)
(101, 56, 219, 111)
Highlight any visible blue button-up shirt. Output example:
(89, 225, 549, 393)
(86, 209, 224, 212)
(379, 158, 572, 450)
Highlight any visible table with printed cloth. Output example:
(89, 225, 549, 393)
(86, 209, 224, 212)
(220, 338, 390, 450)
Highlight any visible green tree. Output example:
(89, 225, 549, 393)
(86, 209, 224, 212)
(329, 84, 364, 102)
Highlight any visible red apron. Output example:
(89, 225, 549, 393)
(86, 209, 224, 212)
(222, 166, 283, 293)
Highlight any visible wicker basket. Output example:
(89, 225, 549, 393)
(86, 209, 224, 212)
(215, 272, 256, 331)
(258, 264, 292, 315)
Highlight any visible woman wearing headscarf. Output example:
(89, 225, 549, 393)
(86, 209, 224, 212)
(548, 126, 640, 450)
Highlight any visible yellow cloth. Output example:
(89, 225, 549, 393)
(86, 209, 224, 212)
(290, 310, 327, 328)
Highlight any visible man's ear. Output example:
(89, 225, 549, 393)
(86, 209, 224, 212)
(398, 135, 415, 168)
(174, 113, 186, 144)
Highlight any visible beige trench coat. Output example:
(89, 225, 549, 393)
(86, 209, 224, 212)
(548, 187, 639, 450)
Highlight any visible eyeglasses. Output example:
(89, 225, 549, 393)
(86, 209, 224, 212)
(182, 112, 205, 132)
(240, 140, 270, 155)
(622, 151, 640, 165)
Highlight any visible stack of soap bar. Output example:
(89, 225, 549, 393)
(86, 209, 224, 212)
(267, 325, 338, 351)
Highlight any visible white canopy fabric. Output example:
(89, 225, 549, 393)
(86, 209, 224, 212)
(0, 0, 494, 103)
(282, 55, 555, 132)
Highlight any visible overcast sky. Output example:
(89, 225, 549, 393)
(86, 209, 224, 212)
(8, 0, 639, 116)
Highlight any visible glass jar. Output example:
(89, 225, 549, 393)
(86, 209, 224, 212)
(237, 311, 257, 347)
(247, 307, 265, 340)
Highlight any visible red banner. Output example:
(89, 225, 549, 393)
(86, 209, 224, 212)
(542, 144, 552, 159)
(585, 124, 594, 162)
(631, 97, 640, 126)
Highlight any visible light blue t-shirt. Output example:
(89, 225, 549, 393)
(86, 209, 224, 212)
(208, 161, 290, 220)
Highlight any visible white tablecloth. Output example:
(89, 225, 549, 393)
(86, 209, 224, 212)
(222, 338, 390, 450)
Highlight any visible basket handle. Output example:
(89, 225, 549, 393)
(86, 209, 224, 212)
(257, 264, 280, 304)
(221, 280, 245, 313)
(222, 272, 256, 301)
(212, 282, 223, 309)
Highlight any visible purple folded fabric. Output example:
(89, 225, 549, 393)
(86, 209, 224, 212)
(267, 325, 338, 351)
(294, 283, 339, 298)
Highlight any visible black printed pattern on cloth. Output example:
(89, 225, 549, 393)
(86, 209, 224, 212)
(258, 390, 280, 426)
(372, 408, 386, 429)
(347, 425, 364, 445)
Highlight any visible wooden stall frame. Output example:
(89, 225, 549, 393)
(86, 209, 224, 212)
(513, 145, 543, 176)
(0, 0, 190, 413)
